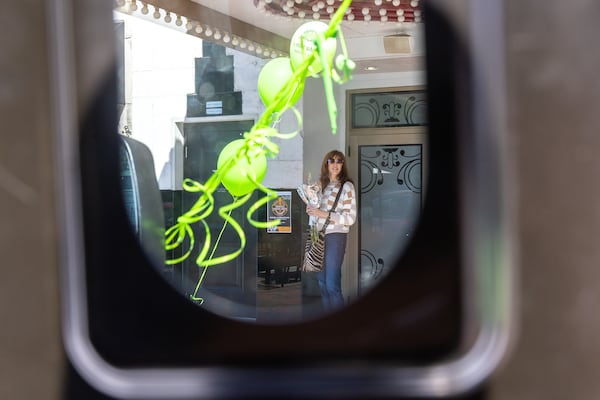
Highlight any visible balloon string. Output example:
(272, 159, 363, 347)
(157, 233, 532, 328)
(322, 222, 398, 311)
(190, 205, 235, 303)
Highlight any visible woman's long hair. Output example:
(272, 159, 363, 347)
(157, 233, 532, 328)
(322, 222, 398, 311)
(319, 150, 353, 191)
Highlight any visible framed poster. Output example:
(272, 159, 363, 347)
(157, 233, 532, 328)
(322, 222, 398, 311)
(267, 191, 292, 233)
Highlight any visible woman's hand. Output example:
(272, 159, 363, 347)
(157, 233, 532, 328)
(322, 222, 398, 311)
(306, 206, 328, 219)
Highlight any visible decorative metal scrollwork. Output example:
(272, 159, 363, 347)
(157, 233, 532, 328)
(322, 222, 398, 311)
(403, 95, 427, 125)
(352, 90, 427, 128)
(360, 249, 385, 280)
(381, 147, 401, 168)
(360, 145, 421, 194)
(397, 159, 422, 193)
(360, 159, 384, 193)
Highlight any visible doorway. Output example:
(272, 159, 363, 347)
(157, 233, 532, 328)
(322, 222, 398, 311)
(344, 88, 427, 302)
(181, 118, 258, 320)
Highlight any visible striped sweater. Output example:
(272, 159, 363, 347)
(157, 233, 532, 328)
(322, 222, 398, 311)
(316, 181, 357, 234)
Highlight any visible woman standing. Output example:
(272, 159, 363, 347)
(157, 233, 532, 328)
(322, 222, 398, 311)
(306, 150, 357, 311)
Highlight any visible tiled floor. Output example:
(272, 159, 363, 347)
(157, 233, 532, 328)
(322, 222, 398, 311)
(256, 278, 323, 323)
(257, 281, 302, 323)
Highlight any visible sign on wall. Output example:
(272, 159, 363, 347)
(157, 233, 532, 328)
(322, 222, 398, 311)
(267, 191, 292, 233)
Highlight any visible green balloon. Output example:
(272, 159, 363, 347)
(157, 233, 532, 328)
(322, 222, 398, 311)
(257, 57, 303, 108)
(217, 139, 267, 197)
(289, 21, 337, 76)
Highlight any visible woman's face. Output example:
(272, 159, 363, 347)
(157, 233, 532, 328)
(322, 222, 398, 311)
(327, 155, 344, 180)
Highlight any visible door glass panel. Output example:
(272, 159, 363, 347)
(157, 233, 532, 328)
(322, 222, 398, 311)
(351, 91, 427, 128)
(359, 144, 422, 294)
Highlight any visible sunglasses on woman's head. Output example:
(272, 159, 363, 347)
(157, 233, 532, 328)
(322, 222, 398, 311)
(327, 158, 344, 164)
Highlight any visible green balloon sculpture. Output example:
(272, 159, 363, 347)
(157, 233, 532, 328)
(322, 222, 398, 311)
(290, 21, 337, 76)
(258, 57, 303, 108)
(166, 0, 357, 304)
(217, 139, 268, 197)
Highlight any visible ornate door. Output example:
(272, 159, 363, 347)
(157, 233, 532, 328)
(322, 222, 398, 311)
(349, 139, 425, 295)
(345, 88, 427, 300)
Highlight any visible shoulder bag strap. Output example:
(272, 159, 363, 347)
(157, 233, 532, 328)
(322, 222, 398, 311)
(320, 182, 344, 233)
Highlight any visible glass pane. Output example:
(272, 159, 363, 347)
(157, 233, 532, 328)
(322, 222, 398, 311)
(352, 91, 427, 128)
(112, 2, 427, 324)
(359, 144, 422, 293)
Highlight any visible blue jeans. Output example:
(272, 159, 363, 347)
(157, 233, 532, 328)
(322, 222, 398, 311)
(316, 233, 347, 311)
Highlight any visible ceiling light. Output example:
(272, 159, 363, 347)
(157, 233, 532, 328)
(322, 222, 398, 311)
(257, 0, 424, 23)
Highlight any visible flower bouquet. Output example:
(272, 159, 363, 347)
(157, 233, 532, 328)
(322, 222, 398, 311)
(297, 182, 322, 243)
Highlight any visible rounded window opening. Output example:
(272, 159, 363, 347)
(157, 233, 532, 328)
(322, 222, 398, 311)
(113, 2, 426, 325)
